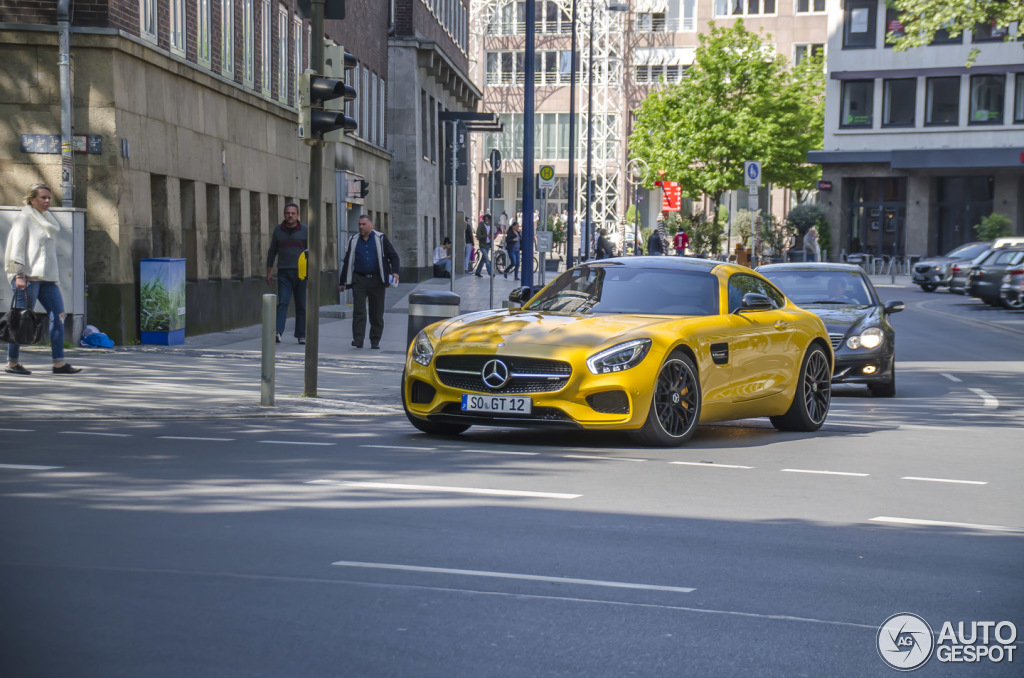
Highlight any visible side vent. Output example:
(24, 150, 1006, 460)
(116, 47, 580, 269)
(410, 380, 436, 404)
(710, 343, 729, 365)
(586, 390, 630, 414)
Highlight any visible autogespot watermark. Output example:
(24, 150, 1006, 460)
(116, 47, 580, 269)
(877, 613, 1018, 671)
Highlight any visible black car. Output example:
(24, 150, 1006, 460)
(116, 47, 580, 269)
(912, 241, 992, 292)
(759, 263, 904, 397)
(967, 247, 1024, 307)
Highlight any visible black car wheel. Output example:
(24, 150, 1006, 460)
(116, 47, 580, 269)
(868, 365, 896, 398)
(771, 345, 831, 432)
(1002, 296, 1024, 311)
(631, 352, 701, 447)
(919, 283, 937, 292)
(401, 371, 471, 436)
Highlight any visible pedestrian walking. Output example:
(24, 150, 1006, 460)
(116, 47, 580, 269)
(804, 226, 821, 262)
(463, 218, 474, 273)
(673, 229, 689, 256)
(504, 221, 521, 280)
(595, 229, 614, 259)
(4, 183, 81, 375)
(265, 202, 308, 344)
(338, 214, 400, 349)
(647, 226, 666, 256)
(475, 215, 492, 277)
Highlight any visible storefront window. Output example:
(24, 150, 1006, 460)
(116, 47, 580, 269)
(841, 80, 874, 127)
(883, 78, 915, 126)
(925, 77, 959, 125)
(969, 74, 1004, 124)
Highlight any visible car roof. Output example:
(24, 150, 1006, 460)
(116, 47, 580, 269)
(589, 256, 722, 272)
(757, 262, 866, 274)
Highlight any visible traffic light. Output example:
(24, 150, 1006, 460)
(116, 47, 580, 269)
(297, 48, 356, 144)
(488, 170, 502, 199)
(358, 179, 369, 198)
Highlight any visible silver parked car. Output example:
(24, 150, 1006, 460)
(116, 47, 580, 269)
(999, 263, 1024, 310)
(912, 241, 991, 292)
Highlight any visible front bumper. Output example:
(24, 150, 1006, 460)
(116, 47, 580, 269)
(912, 269, 946, 286)
(832, 353, 894, 384)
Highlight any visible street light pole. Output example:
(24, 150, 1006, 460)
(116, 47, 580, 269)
(583, 0, 595, 262)
(566, 0, 578, 269)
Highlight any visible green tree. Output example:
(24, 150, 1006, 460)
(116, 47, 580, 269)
(974, 212, 1012, 241)
(886, 0, 1023, 66)
(629, 21, 824, 241)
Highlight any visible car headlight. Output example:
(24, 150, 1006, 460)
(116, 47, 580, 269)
(412, 330, 434, 366)
(846, 327, 883, 350)
(587, 339, 652, 375)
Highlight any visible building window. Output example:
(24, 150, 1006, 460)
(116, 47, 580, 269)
(278, 5, 288, 103)
(795, 0, 825, 13)
(222, 0, 235, 77)
(714, 0, 776, 17)
(378, 76, 386, 147)
(634, 64, 687, 85)
(925, 77, 960, 125)
(840, 79, 874, 128)
(884, 8, 904, 47)
(170, 0, 186, 54)
(794, 43, 824, 65)
(487, 0, 524, 36)
(242, 0, 255, 87)
(539, 0, 571, 34)
(973, 22, 1010, 42)
(883, 78, 915, 127)
(197, 0, 212, 67)
(293, 17, 303, 102)
(1016, 74, 1024, 123)
(930, 28, 963, 45)
(486, 50, 527, 85)
(261, 0, 272, 95)
(429, 96, 437, 162)
(969, 75, 1005, 125)
(421, 91, 429, 158)
(140, 0, 158, 41)
(843, 0, 876, 49)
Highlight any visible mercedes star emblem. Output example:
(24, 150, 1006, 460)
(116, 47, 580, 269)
(481, 359, 510, 390)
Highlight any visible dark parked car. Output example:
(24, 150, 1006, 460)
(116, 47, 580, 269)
(759, 263, 903, 397)
(999, 263, 1024, 310)
(968, 247, 1024, 307)
(912, 241, 991, 292)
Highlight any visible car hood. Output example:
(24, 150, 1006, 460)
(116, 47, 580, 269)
(801, 305, 878, 334)
(436, 311, 677, 349)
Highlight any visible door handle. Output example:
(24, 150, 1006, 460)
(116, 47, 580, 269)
(774, 321, 787, 330)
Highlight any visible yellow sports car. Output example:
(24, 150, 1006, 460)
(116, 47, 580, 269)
(403, 257, 833, 446)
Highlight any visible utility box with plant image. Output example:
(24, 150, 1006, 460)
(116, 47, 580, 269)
(140, 258, 186, 345)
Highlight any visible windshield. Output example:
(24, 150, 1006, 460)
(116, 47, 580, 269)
(944, 243, 990, 259)
(524, 265, 719, 316)
(761, 270, 874, 306)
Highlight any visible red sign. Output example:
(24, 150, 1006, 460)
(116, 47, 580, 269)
(817, 180, 833, 191)
(661, 181, 681, 211)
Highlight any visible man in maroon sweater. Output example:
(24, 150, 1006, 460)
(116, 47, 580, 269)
(265, 203, 309, 344)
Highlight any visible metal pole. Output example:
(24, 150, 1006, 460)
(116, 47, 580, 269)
(261, 294, 276, 406)
(566, 0, 578, 269)
(583, 0, 595, 262)
(488, 196, 494, 309)
(57, 0, 73, 205)
(521, 0, 537, 293)
(303, 0, 325, 397)
(450, 120, 457, 294)
(634, 190, 640, 255)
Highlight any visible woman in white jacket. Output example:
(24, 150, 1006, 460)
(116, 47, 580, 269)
(4, 183, 81, 375)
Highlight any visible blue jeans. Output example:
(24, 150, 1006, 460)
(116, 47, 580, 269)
(275, 269, 306, 338)
(508, 247, 521, 277)
(475, 248, 492, 275)
(8, 279, 65, 362)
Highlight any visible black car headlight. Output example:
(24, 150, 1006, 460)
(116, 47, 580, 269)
(587, 339, 652, 375)
(412, 330, 434, 366)
(846, 327, 883, 350)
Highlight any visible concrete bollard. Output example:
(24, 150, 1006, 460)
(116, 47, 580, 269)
(407, 290, 461, 346)
(261, 293, 276, 406)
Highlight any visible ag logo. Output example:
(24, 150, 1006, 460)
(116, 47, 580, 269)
(878, 613, 934, 671)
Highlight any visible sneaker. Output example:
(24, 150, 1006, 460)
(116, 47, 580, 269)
(474, 272, 483, 277)
(351, 340, 363, 348)
(371, 344, 380, 349)
(52, 364, 82, 374)
(5, 364, 31, 375)
(275, 332, 281, 343)
(298, 337, 305, 344)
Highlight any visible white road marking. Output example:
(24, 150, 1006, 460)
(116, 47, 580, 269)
(0, 428, 34, 432)
(968, 388, 999, 408)
(361, 444, 436, 451)
(670, 461, 754, 470)
(0, 464, 63, 470)
(459, 449, 538, 456)
(563, 454, 646, 462)
(782, 469, 869, 477)
(940, 373, 962, 383)
(158, 436, 235, 442)
(330, 561, 695, 593)
(306, 479, 580, 499)
(258, 440, 334, 446)
(871, 516, 1024, 534)
(901, 476, 988, 486)
(61, 431, 132, 437)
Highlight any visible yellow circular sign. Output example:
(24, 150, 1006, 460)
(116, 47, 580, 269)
(539, 165, 555, 181)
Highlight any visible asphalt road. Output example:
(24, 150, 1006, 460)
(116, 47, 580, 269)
(2, 283, 1022, 677)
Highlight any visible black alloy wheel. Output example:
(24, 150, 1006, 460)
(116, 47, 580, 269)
(771, 345, 831, 432)
(632, 353, 701, 447)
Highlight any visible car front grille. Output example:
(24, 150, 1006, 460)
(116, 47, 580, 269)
(434, 355, 572, 394)
(914, 264, 933, 275)
(828, 333, 844, 350)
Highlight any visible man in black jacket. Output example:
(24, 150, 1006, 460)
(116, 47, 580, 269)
(338, 215, 401, 349)
(265, 203, 308, 344)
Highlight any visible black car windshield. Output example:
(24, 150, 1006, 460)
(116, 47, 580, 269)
(524, 265, 719, 316)
(762, 270, 874, 306)
(945, 243, 990, 259)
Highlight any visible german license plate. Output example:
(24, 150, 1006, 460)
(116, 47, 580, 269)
(461, 394, 532, 414)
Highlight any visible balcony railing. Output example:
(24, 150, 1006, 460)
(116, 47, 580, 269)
(634, 17, 695, 33)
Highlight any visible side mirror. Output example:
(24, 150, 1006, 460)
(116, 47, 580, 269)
(736, 292, 773, 313)
(507, 287, 531, 309)
(884, 300, 905, 314)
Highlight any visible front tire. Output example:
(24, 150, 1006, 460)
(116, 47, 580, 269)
(771, 345, 831, 432)
(1002, 295, 1024, 310)
(631, 352, 701, 447)
(402, 371, 471, 436)
(868, 365, 896, 398)
(919, 283, 937, 292)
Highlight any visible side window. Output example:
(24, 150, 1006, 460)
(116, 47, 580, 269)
(759, 280, 786, 308)
(729, 274, 783, 312)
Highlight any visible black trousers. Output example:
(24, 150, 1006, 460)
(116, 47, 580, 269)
(351, 273, 387, 345)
